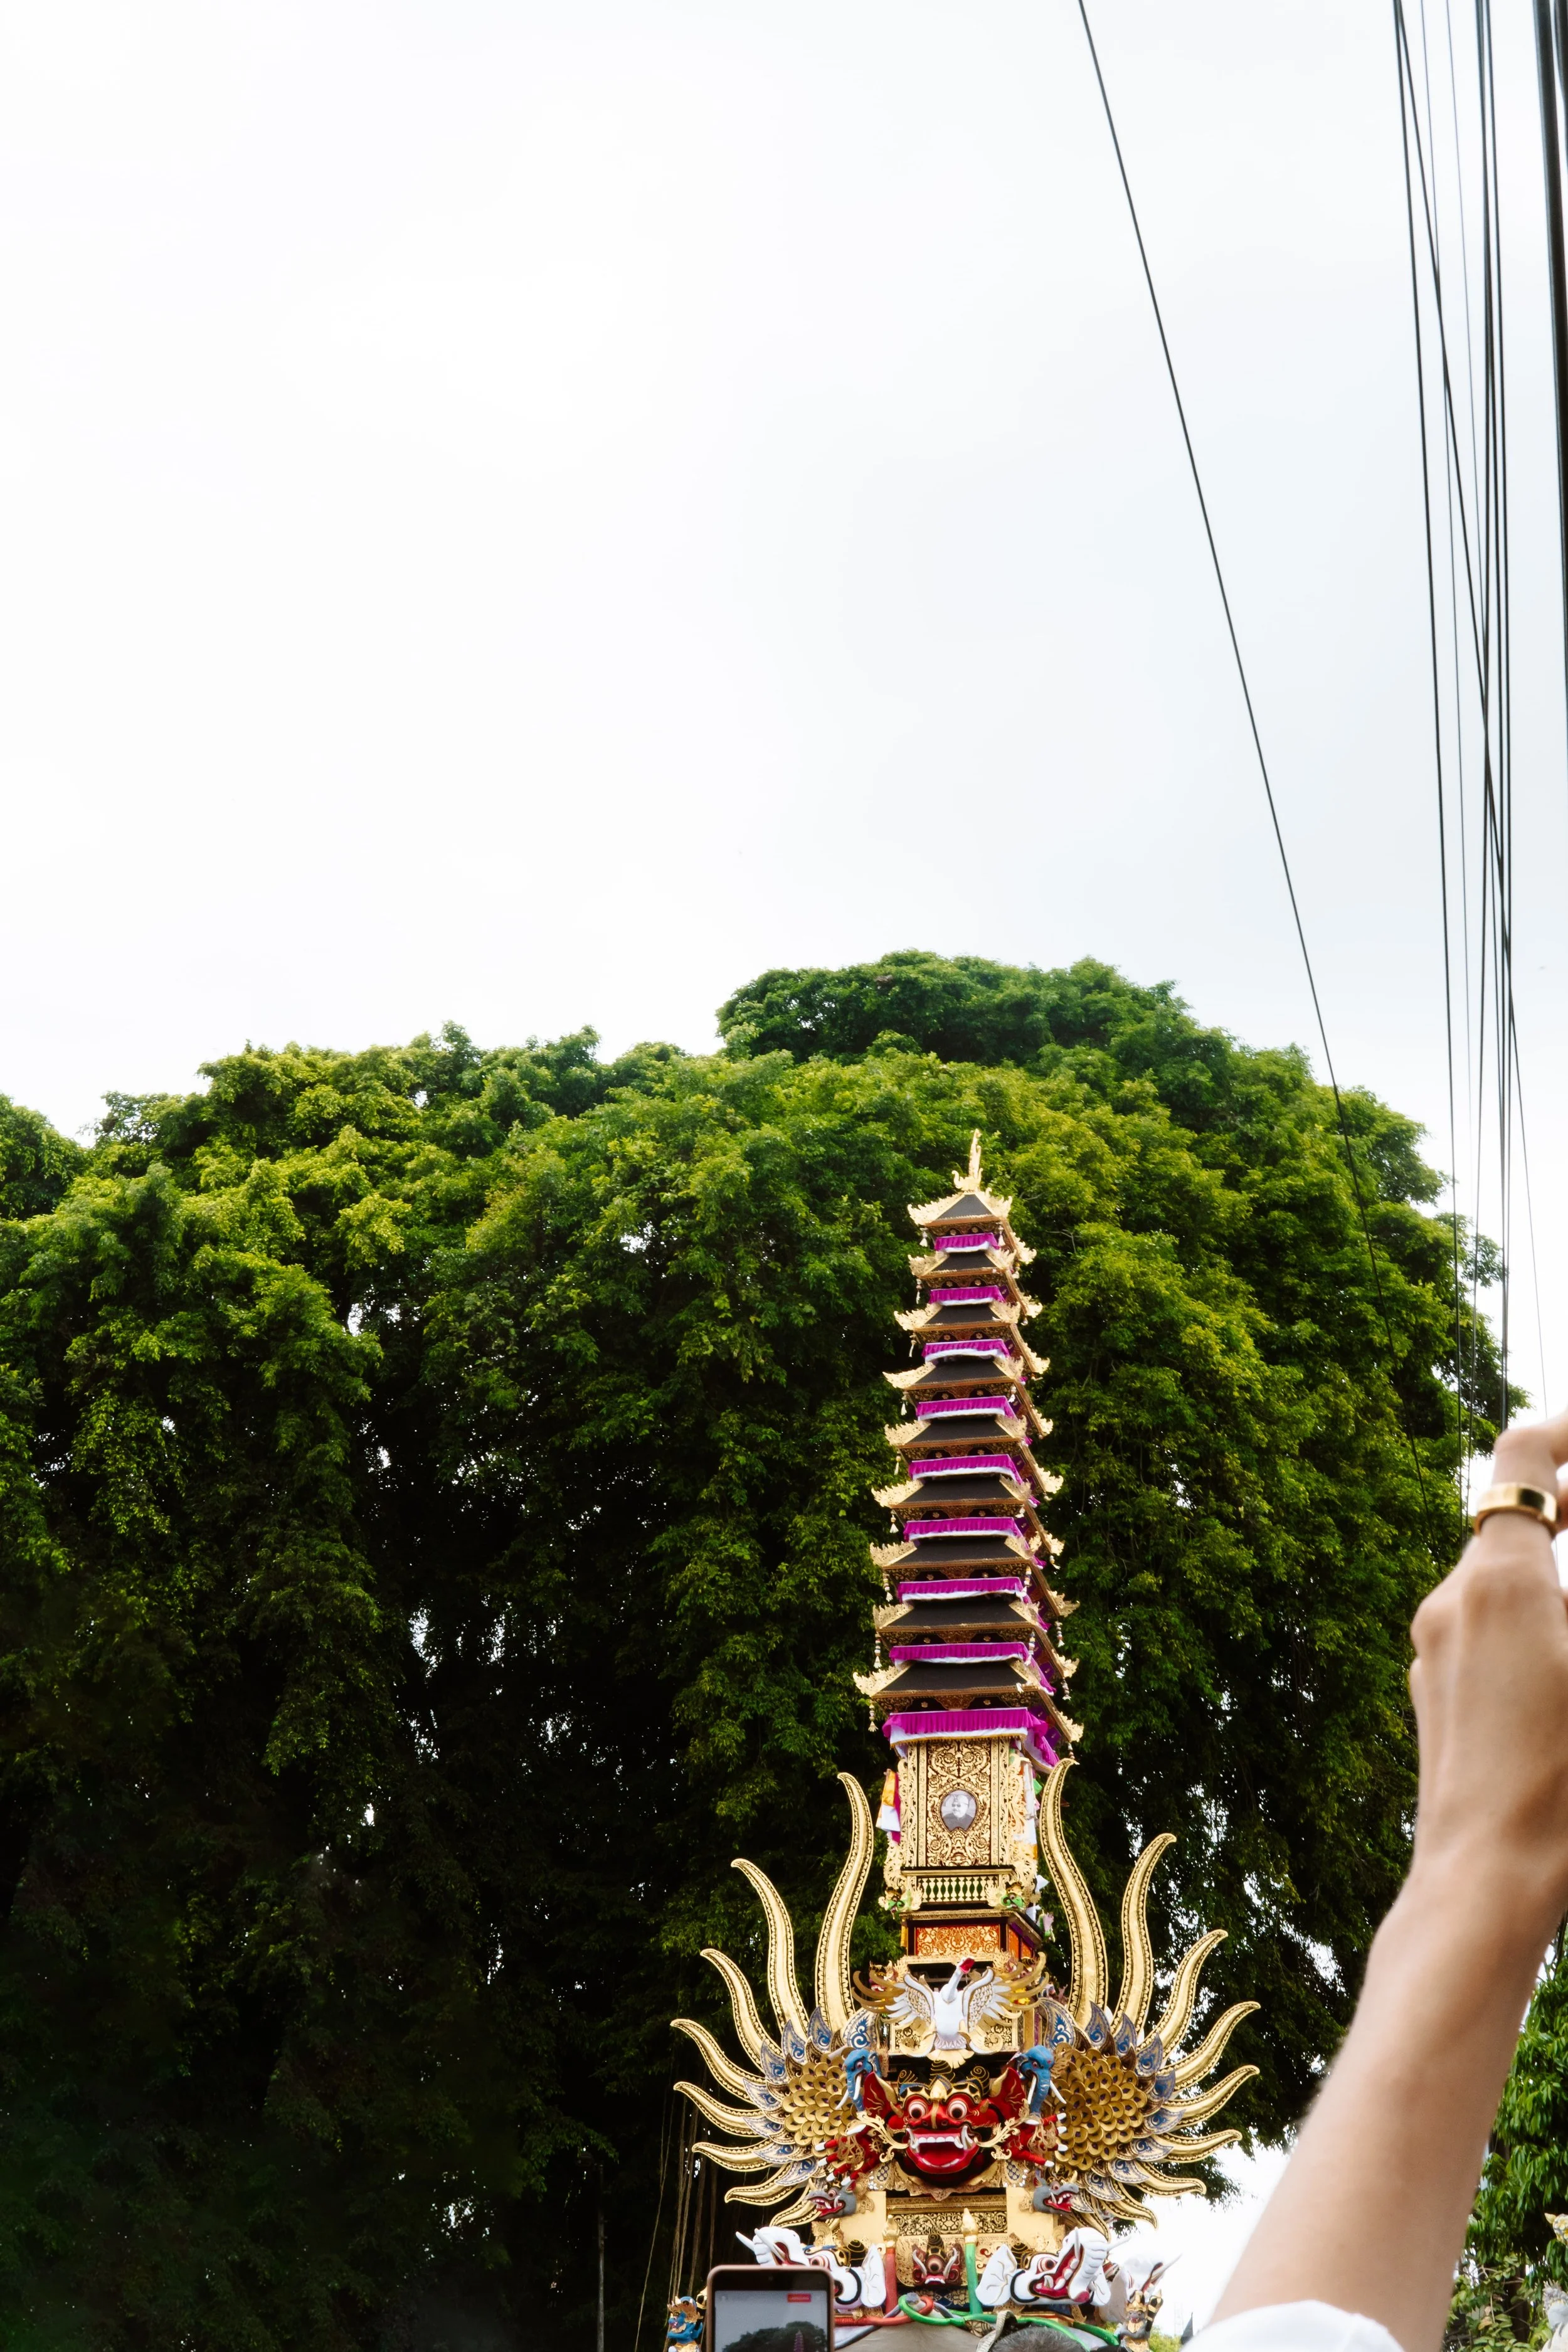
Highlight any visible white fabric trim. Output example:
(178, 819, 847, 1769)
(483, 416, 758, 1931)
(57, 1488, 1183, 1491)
(1194, 2301, 1404, 2352)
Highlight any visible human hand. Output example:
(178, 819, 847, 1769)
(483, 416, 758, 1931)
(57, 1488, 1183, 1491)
(1407, 1406, 1568, 1949)
(1212, 1409, 1568, 2351)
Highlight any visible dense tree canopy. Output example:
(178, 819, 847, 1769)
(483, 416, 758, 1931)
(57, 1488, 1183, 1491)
(1468, 1937, 1568, 2286)
(0, 955, 1496, 2349)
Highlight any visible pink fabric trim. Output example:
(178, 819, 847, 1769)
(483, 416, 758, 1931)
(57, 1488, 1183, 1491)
(885, 1708, 1059, 1768)
(911, 1394, 1013, 1419)
(889, 1641, 1029, 1663)
(923, 1338, 1009, 1359)
(933, 1232, 1002, 1251)
(908, 1515, 1022, 1539)
(912, 1455, 1021, 1480)
(926, 1286, 1005, 1305)
(896, 1577, 1025, 1600)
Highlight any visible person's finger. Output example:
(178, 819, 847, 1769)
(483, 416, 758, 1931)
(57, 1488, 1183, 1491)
(1463, 1523, 1562, 1605)
(1457, 1525, 1562, 1623)
(1495, 1406, 1568, 1477)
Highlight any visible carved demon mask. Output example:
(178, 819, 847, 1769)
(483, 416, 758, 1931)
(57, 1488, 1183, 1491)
(865, 2072, 1005, 2182)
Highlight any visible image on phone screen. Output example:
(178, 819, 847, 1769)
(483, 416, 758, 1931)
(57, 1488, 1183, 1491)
(709, 2279, 832, 2351)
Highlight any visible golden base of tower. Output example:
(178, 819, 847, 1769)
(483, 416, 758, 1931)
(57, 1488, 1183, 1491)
(672, 1769, 1256, 2331)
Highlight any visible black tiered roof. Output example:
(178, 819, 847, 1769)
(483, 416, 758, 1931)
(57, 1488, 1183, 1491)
(859, 1134, 1081, 1762)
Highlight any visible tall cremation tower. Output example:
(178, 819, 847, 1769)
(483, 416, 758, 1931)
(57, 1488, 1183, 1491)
(670, 1138, 1260, 2333)
(865, 1133, 1078, 1976)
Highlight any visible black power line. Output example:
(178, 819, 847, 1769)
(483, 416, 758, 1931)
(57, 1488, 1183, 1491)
(1074, 0, 1436, 1530)
(1393, 0, 1494, 1453)
(1394, 1, 1470, 1467)
(1393, 0, 1539, 1441)
(1532, 0, 1568, 756)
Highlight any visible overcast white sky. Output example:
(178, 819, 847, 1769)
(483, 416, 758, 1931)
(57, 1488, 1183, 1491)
(5, 0, 1566, 1401)
(3, 0, 1560, 2291)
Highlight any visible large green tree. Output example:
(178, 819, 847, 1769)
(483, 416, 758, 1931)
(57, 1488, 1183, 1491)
(1466, 1938, 1568, 2287)
(0, 955, 1498, 2349)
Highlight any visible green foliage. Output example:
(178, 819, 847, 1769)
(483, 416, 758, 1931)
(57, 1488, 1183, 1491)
(1446, 2259, 1545, 2352)
(0, 960, 1493, 2346)
(1470, 1941, 1568, 2279)
(0, 1093, 84, 1220)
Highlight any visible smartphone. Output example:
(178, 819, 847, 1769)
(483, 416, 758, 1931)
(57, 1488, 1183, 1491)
(704, 2262, 835, 2352)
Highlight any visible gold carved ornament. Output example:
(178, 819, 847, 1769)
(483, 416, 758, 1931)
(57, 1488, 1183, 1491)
(670, 1730, 1260, 2238)
(670, 1776, 877, 2231)
(1035, 1759, 1261, 2227)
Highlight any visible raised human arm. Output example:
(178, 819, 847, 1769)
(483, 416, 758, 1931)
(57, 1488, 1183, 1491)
(1211, 1409, 1568, 2352)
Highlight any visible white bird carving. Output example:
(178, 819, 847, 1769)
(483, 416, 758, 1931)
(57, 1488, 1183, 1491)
(858, 1952, 1047, 2057)
(931, 1957, 988, 2047)
(869, 1957, 999, 2050)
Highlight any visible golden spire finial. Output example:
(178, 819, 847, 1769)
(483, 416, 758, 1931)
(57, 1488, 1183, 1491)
(951, 1130, 987, 1191)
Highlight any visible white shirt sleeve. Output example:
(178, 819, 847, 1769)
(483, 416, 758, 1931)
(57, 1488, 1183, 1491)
(1193, 2301, 1405, 2352)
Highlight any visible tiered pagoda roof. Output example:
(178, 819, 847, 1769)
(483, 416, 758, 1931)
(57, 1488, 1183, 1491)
(856, 1135, 1081, 1800)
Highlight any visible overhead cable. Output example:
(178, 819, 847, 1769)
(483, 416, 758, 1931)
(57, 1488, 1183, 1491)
(1074, 0, 1435, 1525)
(1532, 0, 1568, 756)
(1392, 0, 1545, 1439)
(1394, 1, 1470, 1466)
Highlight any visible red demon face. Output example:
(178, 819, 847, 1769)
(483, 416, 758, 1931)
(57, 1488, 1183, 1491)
(880, 2080, 1002, 2181)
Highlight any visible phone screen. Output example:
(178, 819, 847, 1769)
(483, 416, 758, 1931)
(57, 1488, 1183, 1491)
(709, 2277, 832, 2352)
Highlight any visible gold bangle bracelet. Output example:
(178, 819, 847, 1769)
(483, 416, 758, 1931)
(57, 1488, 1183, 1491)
(1473, 1482, 1559, 1533)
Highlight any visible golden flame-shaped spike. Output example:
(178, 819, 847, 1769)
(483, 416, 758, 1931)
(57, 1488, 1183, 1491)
(1168, 2063, 1259, 2127)
(1171, 2001, 1259, 2089)
(1110, 2190, 1153, 2223)
(1037, 1759, 1106, 2025)
(815, 1774, 874, 2032)
(1152, 1927, 1227, 2051)
(724, 2164, 814, 2206)
(674, 2080, 771, 2138)
(769, 2191, 819, 2229)
(1118, 2157, 1210, 2198)
(694, 2140, 781, 2173)
(671, 2016, 767, 2103)
(732, 1858, 810, 2039)
(700, 1947, 768, 2063)
(1116, 1831, 1176, 2033)
(1164, 2126, 1243, 2162)
(1139, 2171, 1217, 2198)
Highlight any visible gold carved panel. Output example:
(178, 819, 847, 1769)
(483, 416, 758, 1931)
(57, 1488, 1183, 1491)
(892, 2205, 1007, 2239)
(891, 2208, 1010, 2285)
(912, 1922, 1003, 1961)
(907, 1739, 1009, 1870)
